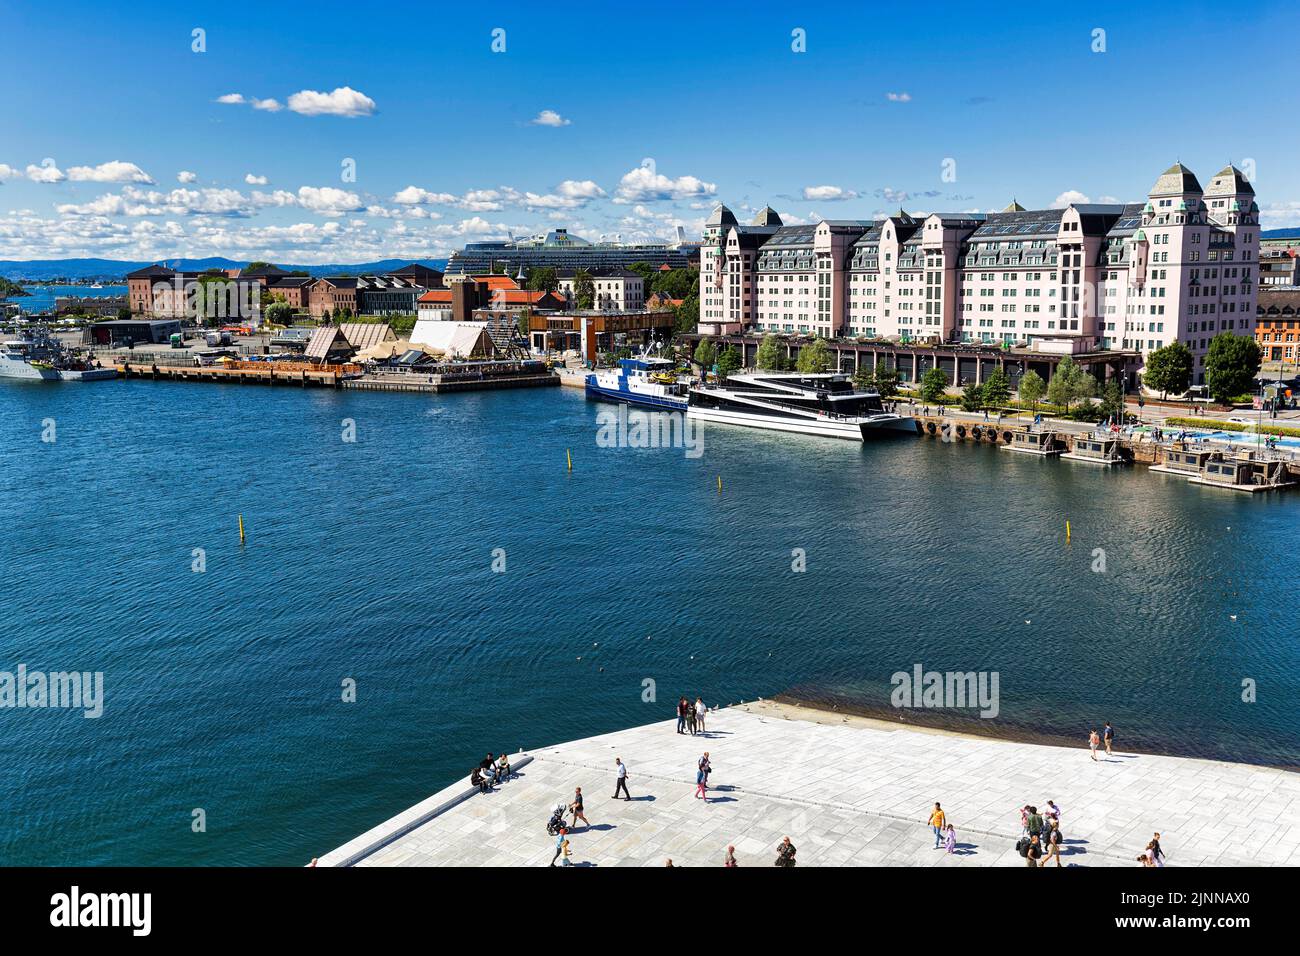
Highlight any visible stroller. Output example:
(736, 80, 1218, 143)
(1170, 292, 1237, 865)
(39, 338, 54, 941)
(546, 803, 567, 836)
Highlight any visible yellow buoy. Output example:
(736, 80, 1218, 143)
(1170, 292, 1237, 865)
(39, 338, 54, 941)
(1065, 519, 1071, 542)
(566, 448, 572, 472)
(239, 514, 246, 542)
(717, 475, 722, 493)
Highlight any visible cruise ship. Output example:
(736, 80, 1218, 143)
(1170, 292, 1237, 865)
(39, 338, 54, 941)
(687, 371, 917, 440)
(585, 355, 689, 410)
(446, 228, 697, 276)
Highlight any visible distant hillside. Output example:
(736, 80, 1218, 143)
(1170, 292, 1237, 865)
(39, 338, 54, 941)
(0, 257, 448, 282)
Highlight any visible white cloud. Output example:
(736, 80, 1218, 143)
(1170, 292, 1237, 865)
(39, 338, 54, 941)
(251, 190, 297, 208)
(1260, 201, 1300, 228)
(67, 161, 154, 184)
(244, 173, 269, 186)
(886, 92, 912, 103)
(530, 109, 571, 127)
(614, 162, 716, 203)
(286, 87, 376, 118)
(393, 185, 458, 205)
(57, 185, 257, 218)
(0, 164, 19, 181)
(177, 170, 198, 184)
(802, 185, 857, 202)
(876, 187, 910, 204)
(215, 93, 246, 105)
(295, 185, 365, 215)
(1052, 189, 1091, 208)
(556, 180, 605, 200)
(251, 98, 282, 112)
(27, 161, 66, 183)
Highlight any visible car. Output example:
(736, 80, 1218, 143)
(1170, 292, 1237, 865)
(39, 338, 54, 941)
(1226, 417, 1255, 425)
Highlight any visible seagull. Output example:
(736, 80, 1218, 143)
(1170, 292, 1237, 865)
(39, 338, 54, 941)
(1025, 619, 1032, 625)
(1230, 614, 1238, 621)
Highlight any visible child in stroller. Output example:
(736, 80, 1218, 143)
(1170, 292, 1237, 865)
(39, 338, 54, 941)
(546, 802, 567, 836)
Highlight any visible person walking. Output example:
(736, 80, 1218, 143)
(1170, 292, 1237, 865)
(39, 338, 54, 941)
(676, 697, 688, 735)
(1150, 833, 1166, 867)
(1103, 722, 1115, 757)
(686, 701, 698, 736)
(695, 752, 711, 800)
(568, 787, 590, 829)
(944, 824, 956, 854)
(559, 838, 573, 867)
(695, 697, 708, 733)
(1088, 728, 1100, 761)
(724, 845, 737, 867)
(928, 802, 946, 849)
(1040, 822, 1062, 867)
(613, 757, 631, 800)
(1045, 800, 1061, 823)
(775, 837, 797, 867)
(549, 826, 567, 867)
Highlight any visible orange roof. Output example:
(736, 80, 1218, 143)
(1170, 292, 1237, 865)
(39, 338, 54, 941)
(418, 289, 453, 303)
(493, 290, 556, 305)
(467, 274, 520, 291)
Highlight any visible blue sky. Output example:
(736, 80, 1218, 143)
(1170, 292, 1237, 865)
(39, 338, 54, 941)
(1, 0, 1297, 262)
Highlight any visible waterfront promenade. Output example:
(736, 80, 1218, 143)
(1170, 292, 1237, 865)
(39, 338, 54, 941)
(318, 700, 1300, 867)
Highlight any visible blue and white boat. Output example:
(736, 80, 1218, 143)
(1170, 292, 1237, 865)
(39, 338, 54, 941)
(585, 356, 689, 411)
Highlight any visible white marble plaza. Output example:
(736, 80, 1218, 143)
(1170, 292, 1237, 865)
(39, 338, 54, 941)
(319, 700, 1300, 867)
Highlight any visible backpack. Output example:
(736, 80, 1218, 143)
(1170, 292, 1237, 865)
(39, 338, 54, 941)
(1016, 837, 1031, 857)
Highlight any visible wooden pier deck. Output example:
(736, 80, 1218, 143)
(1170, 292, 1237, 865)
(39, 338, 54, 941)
(116, 361, 346, 387)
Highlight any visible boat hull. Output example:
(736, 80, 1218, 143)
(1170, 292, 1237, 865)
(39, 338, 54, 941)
(585, 381, 688, 411)
(0, 357, 117, 381)
(687, 406, 916, 441)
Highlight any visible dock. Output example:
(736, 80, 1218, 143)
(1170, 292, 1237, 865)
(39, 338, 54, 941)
(116, 360, 347, 388)
(315, 699, 1300, 868)
(114, 360, 560, 394)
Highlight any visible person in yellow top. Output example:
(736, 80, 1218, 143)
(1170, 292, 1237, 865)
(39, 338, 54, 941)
(928, 802, 947, 849)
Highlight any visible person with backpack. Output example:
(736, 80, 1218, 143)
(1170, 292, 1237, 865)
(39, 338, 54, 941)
(1026, 805, 1043, 838)
(1103, 722, 1115, 756)
(1022, 834, 1042, 867)
(676, 697, 688, 735)
(775, 837, 797, 867)
(1087, 729, 1101, 761)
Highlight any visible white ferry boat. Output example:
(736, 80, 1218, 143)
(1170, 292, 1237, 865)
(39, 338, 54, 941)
(585, 356, 689, 411)
(687, 371, 917, 440)
(0, 326, 117, 381)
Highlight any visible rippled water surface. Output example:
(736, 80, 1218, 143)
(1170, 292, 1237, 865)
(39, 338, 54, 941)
(1, 380, 1297, 864)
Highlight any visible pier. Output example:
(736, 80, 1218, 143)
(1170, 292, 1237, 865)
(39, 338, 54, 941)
(316, 700, 1300, 868)
(116, 360, 348, 388)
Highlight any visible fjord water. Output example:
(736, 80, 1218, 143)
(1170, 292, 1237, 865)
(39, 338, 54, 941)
(1, 380, 1297, 865)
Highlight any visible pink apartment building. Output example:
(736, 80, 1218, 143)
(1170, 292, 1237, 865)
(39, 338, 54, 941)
(700, 164, 1259, 385)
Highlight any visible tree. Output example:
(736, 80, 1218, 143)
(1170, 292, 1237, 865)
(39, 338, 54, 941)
(1099, 378, 1125, 421)
(525, 266, 558, 293)
(1204, 332, 1261, 404)
(1018, 369, 1045, 412)
(517, 307, 532, 338)
(673, 293, 699, 335)
(116, 306, 132, 322)
(1141, 341, 1193, 400)
(756, 333, 785, 371)
(960, 382, 984, 412)
(265, 301, 294, 326)
(1047, 356, 1084, 411)
(572, 269, 595, 310)
(872, 364, 901, 399)
(920, 366, 948, 404)
(716, 345, 742, 380)
(650, 267, 699, 301)
(982, 367, 1011, 409)
(693, 337, 716, 373)
(795, 337, 832, 373)
(851, 363, 873, 390)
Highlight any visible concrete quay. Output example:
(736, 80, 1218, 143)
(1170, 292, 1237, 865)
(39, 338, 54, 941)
(318, 700, 1300, 868)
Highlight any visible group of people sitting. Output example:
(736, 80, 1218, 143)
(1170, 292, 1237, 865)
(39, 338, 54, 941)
(469, 752, 513, 793)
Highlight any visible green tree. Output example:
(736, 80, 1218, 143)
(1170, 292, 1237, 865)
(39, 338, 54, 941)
(982, 367, 1011, 409)
(872, 364, 901, 399)
(1204, 332, 1261, 404)
(693, 337, 716, 373)
(572, 269, 595, 310)
(1018, 369, 1045, 412)
(920, 366, 948, 404)
(116, 306, 132, 322)
(650, 267, 699, 300)
(1047, 356, 1084, 411)
(264, 301, 294, 326)
(960, 382, 985, 412)
(1099, 378, 1125, 421)
(716, 344, 742, 380)
(1141, 341, 1193, 400)
(525, 266, 558, 293)
(673, 293, 699, 335)
(756, 333, 785, 370)
(795, 337, 832, 373)
(851, 363, 873, 390)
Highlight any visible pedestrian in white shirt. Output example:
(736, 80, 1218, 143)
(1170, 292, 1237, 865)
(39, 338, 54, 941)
(613, 757, 631, 800)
